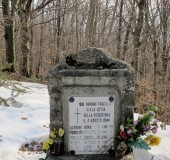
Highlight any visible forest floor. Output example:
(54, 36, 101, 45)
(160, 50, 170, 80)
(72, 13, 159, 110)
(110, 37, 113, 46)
(1, 72, 47, 84)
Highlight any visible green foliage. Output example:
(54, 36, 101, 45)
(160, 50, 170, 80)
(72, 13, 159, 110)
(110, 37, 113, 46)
(126, 117, 133, 127)
(149, 105, 158, 112)
(0, 65, 28, 106)
(128, 140, 151, 150)
(135, 112, 154, 131)
(3, 63, 13, 70)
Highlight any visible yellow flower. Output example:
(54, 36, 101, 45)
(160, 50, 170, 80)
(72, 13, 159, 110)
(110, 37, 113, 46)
(42, 141, 50, 150)
(47, 138, 54, 145)
(145, 135, 161, 146)
(149, 136, 161, 146)
(145, 135, 154, 142)
(58, 128, 64, 137)
(50, 131, 56, 139)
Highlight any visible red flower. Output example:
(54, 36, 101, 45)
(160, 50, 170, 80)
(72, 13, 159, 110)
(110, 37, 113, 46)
(120, 131, 127, 140)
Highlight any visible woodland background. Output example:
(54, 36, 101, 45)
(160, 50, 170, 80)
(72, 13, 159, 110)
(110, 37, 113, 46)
(0, 0, 169, 122)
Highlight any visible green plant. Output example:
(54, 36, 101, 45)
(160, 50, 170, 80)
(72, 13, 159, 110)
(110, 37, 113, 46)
(149, 105, 158, 112)
(0, 68, 28, 106)
(42, 128, 64, 152)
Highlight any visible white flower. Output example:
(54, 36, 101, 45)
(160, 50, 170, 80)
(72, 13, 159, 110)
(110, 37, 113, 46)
(120, 125, 124, 131)
(127, 129, 132, 134)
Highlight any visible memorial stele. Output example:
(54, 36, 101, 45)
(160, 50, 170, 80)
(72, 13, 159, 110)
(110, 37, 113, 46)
(47, 47, 134, 157)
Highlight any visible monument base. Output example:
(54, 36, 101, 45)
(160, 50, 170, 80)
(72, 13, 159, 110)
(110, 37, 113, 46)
(46, 155, 118, 160)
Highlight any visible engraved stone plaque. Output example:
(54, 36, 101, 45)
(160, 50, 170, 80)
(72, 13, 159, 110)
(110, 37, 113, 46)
(69, 96, 114, 154)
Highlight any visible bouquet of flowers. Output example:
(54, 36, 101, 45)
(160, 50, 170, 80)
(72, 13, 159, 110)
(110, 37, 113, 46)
(117, 106, 161, 151)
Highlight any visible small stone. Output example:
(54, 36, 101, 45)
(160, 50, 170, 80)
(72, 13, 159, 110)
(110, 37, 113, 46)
(115, 141, 127, 158)
(123, 153, 135, 160)
(21, 117, 28, 120)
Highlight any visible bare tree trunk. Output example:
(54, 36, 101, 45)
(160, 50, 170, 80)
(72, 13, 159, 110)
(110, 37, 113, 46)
(29, 0, 34, 76)
(85, 0, 98, 46)
(75, 0, 79, 51)
(16, 0, 53, 77)
(133, 0, 146, 109)
(116, 0, 124, 59)
(100, 0, 109, 46)
(17, 0, 33, 77)
(2, 0, 14, 71)
(55, 0, 61, 64)
(36, 9, 44, 78)
(122, 0, 136, 60)
(105, 0, 118, 46)
(153, 39, 158, 104)
(161, 0, 169, 78)
(133, 0, 146, 80)
(19, 14, 30, 77)
(29, 20, 33, 76)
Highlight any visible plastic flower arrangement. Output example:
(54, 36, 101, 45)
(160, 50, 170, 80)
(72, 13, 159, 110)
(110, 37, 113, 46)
(117, 106, 161, 150)
(42, 128, 64, 152)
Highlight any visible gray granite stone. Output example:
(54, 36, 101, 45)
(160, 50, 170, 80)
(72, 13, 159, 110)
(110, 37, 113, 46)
(47, 47, 134, 158)
(65, 47, 131, 70)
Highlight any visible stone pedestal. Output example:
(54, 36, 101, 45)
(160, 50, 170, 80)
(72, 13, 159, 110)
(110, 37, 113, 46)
(46, 155, 118, 160)
(47, 47, 134, 158)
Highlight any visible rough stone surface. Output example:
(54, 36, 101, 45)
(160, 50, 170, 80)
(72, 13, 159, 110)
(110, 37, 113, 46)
(46, 155, 118, 160)
(47, 47, 134, 159)
(65, 47, 131, 70)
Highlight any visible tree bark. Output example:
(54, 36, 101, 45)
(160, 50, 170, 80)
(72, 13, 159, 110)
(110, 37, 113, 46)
(161, 0, 169, 78)
(133, 0, 146, 80)
(2, 0, 14, 71)
(153, 39, 158, 104)
(122, 0, 136, 60)
(55, 0, 61, 64)
(19, 14, 30, 77)
(75, 0, 79, 51)
(16, 0, 53, 77)
(105, 0, 118, 46)
(100, 0, 109, 46)
(85, 0, 98, 46)
(116, 0, 124, 59)
(17, 0, 33, 77)
(132, 0, 146, 109)
(36, 9, 44, 78)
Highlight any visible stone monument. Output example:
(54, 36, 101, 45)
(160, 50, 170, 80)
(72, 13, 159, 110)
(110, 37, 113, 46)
(47, 47, 134, 160)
